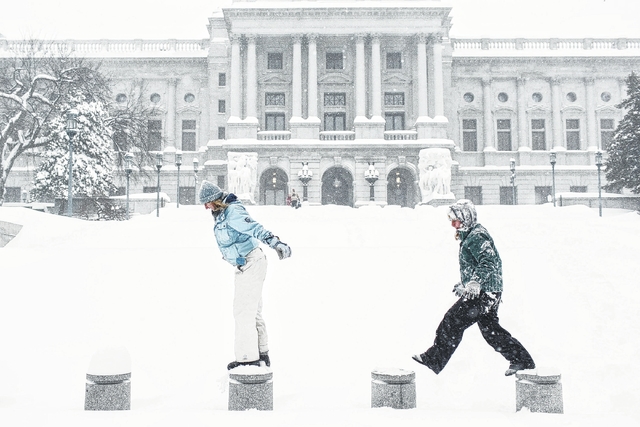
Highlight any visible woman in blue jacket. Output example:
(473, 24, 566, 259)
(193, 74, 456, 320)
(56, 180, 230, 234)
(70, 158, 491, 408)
(199, 180, 291, 370)
(413, 199, 535, 376)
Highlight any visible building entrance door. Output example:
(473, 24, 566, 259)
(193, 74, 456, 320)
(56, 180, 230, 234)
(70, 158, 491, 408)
(321, 167, 353, 206)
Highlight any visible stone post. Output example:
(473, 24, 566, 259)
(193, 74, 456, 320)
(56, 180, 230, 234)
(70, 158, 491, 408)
(84, 345, 131, 411)
(515, 369, 563, 414)
(371, 369, 416, 409)
(228, 369, 273, 411)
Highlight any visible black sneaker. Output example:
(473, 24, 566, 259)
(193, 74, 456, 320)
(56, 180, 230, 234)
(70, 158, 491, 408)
(259, 351, 271, 367)
(227, 360, 260, 370)
(505, 362, 536, 376)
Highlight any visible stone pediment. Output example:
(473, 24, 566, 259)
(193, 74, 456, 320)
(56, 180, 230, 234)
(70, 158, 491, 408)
(458, 106, 483, 115)
(318, 72, 352, 85)
(177, 106, 201, 115)
(527, 105, 550, 113)
(383, 74, 411, 85)
(259, 73, 291, 85)
(595, 105, 619, 114)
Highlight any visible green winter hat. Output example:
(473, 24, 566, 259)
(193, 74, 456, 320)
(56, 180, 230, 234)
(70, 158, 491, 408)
(199, 180, 224, 204)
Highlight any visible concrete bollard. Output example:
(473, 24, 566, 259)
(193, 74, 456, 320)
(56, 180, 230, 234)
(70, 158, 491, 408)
(228, 367, 273, 411)
(371, 368, 416, 409)
(515, 368, 563, 414)
(84, 345, 131, 411)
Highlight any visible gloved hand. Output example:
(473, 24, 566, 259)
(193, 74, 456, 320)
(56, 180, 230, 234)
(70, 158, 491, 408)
(464, 281, 481, 299)
(452, 282, 465, 298)
(266, 236, 292, 260)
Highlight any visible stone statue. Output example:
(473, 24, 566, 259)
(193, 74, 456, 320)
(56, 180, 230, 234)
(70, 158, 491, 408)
(418, 148, 454, 204)
(227, 152, 258, 204)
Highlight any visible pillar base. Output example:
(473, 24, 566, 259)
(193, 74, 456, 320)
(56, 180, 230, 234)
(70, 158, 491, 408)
(515, 368, 563, 414)
(371, 369, 416, 409)
(290, 117, 321, 139)
(227, 117, 259, 140)
(229, 368, 273, 411)
(355, 116, 385, 139)
(85, 373, 131, 411)
(415, 116, 449, 139)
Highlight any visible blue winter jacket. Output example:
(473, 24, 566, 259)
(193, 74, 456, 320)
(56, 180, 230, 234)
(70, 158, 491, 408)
(457, 223, 503, 293)
(213, 197, 274, 266)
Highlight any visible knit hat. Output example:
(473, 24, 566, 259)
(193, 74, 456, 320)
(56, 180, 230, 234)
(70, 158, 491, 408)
(447, 199, 477, 228)
(199, 180, 224, 204)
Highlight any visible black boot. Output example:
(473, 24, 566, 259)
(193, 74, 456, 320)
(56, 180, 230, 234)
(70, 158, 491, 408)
(505, 362, 536, 376)
(259, 351, 271, 367)
(227, 359, 260, 370)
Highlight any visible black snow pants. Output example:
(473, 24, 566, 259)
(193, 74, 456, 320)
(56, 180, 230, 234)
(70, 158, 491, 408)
(423, 292, 535, 374)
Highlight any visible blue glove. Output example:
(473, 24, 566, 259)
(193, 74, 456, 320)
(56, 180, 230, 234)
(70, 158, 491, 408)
(464, 281, 481, 299)
(266, 236, 292, 260)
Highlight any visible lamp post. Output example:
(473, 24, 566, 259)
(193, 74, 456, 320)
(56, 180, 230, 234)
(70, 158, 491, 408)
(595, 151, 603, 217)
(193, 158, 199, 205)
(175, 150, 182, 208)
(155, 152, 163, 217)
(297, 162, 313, 202)
(550, 152, 557, 207)
(364, 162, 379, 202)
(510, 158, 516, 205)
(65, 109, 78, 217)
(124, 152, 134, 220)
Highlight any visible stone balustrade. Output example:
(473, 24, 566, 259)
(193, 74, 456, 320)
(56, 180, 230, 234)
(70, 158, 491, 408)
(453, 38, 639, 54)
(384, 130, 418, 141)
(319, 131, 356, 141)
(257, 131, 292, 141)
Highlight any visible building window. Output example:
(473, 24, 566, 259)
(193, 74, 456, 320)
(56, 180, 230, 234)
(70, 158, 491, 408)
(462, 119, 478, 151)
(570, 186, 587, 193)
(566, 92, 577, 102)
(218, 100, 226, 113)
(143, 186, 159, 193)
(566, 119, 580, 150)
(265, 93, 285, 106)
(116, 93, 127, 103)
(600, 119, 615, 150)
(500, 186, 516, 205)
(112, 131, 127, 149)
(463, 92, 474, 103)
(385, 113, 405, 131)
(4, 187, 21, 203)
(324, 92, 346, 106)
(384, 92, 405, 106)
(386, 52, 402, 69)
(532, 92, 543, 103)
(218, 73, 226, 87)
(326, 52, 343, 70)
(265, 113, 286, 131)
(464, 186, 483, 205)
(267, 52, 283, 70)
(218, 127, 226, 140)
(324, 112, 346, 131)
(535, 186, 552, 204)
(497, 119, 512, 151)
(531, 118, 546, 150)
(182, 120, 196, 151)
(148, 119, 162, 151)
(150, 93, 161, 103)
(601, 92, 611, 102)
(497, 92, 509, 103)
(184, 93, 195, 103)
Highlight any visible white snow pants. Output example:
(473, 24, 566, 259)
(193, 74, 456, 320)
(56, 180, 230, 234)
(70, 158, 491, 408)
(233, 247, 268, 362)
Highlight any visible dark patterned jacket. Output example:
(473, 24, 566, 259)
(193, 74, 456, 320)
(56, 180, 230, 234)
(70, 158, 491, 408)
(457, 223, 503, 293)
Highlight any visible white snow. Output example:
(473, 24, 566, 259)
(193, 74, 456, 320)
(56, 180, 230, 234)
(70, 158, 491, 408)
(0, 202, 639, 426)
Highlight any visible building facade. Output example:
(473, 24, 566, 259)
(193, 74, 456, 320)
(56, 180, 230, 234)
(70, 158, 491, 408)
(2, 0, 637, 207)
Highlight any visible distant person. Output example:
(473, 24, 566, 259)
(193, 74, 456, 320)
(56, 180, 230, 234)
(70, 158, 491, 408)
(412, 199, 535, 376)
(199, 180, 292, 370)
(290, 189, 300, 209)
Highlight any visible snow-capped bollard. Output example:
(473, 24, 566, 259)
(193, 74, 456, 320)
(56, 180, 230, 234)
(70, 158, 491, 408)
(515, 368, 563, 414)
(371, 368, 416, 409)
(228, 367, 273, 411)
(84, 345, 131, 411)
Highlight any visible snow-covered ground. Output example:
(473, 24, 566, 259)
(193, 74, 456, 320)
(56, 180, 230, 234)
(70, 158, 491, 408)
(0, 203, 638, 426)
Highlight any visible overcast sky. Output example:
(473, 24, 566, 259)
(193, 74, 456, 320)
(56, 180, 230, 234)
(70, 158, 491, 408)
(0, 0, 637, 40)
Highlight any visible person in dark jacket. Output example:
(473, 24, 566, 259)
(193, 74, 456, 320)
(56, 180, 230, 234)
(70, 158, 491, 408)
(413, 199, 535, 376)
(199, 180, 292, 370)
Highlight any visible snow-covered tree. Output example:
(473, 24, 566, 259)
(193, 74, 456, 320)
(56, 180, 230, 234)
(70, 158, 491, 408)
(604, 72, 640, 193)
(30, 95, 116, 202)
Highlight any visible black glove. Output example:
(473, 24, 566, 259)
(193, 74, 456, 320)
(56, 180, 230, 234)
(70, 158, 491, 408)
(266, 236, 292, 260)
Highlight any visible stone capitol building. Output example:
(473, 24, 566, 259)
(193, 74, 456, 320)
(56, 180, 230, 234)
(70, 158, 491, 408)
(2, 0, 638, 208)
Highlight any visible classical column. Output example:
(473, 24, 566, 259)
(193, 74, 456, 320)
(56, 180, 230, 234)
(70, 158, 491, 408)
(166, 78, 177, 148)
(432, 36, 445, 118)
(230, 34, 242, 119)
(292, 35, 303, 118)
(585, 77, 597, 151)
(551, 77, 564, 150)
(355, 34, 367, 119)
(516, 77, 528, 150)
(246, 35, 257, 120)
(307, 34, 318, 119)
(417, 34, 428, 118)
(371, 34, 382, 119)
(482, 78, 494, 151)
